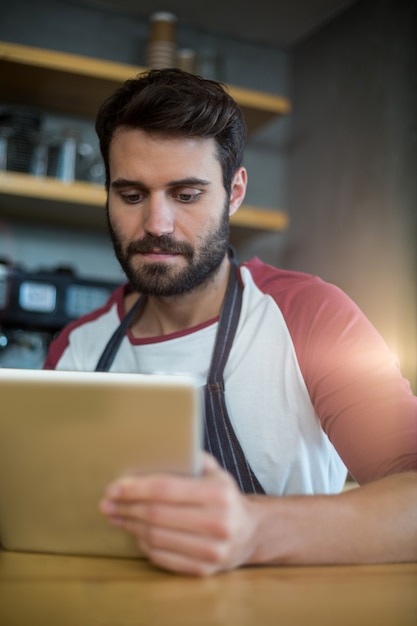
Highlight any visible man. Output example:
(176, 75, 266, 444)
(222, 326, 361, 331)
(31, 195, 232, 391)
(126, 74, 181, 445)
(44, 68, 417, 576)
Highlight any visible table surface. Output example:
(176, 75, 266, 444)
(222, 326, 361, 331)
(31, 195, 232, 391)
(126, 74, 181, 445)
(1, 550, 416, 626)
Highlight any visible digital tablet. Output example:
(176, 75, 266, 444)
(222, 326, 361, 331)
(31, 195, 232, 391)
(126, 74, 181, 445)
(0, 367, 202, 558)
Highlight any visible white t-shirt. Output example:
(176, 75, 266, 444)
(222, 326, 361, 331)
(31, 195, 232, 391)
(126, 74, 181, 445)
(45, 258, 417, 495)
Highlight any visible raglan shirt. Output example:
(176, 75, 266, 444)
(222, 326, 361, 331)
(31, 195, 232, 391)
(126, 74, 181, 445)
(44, 258, 417, 495)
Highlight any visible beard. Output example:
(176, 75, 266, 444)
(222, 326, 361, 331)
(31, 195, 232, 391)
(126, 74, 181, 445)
(107, 201, 230, 297)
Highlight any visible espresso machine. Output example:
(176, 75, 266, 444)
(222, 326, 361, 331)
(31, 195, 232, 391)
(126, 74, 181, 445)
(0, 260, 120, 369)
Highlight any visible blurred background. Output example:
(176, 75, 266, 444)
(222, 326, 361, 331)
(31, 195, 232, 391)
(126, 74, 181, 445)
(0, 0, 415, 390)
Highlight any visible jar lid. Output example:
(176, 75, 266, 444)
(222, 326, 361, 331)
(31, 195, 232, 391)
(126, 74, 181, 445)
(149, 12, 177, 22)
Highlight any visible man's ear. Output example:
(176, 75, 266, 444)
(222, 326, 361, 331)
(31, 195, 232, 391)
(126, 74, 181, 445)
(229, 167, 247, 217)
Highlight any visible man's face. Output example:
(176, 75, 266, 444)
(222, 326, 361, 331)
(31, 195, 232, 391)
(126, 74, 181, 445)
(107, 128, 245, 297)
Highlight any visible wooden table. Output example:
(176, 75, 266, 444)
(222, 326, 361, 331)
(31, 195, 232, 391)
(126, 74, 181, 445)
(0, 550, 416, 626)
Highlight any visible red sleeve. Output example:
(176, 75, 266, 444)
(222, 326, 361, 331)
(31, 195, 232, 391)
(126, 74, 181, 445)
(43, 328, 71, 369)
(43, 284, 127, 370)
(247, 259, 417, 484)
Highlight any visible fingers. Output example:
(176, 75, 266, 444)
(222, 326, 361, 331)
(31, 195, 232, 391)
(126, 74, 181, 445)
(147, 549, 223, 577)
(101, 489, 237, 538)
(108, 516, 234, 576)
(99, 453, 253, 575)
(100, 458, 238, 539)
(103, 500, 241, 576)
(103, 451, 232, 507)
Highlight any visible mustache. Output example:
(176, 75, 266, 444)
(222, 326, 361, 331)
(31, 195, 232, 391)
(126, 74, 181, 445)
(127, 235, 193, 258)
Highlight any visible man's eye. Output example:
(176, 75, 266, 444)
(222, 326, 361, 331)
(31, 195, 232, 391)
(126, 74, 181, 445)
(121, 192, 142, 203)
(176, 192, 201, 203)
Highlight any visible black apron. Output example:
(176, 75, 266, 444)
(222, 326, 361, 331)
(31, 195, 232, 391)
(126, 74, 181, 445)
(95, 255, 265, 495)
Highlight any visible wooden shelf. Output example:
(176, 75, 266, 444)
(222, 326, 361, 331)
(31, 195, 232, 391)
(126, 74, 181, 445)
(0, 41, 291, 134)
(0, 41, 290, 234)
(0, 171, 289, 232)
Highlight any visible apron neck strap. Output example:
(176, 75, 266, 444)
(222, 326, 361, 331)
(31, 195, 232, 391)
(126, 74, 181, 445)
(95, 247, 239, 373)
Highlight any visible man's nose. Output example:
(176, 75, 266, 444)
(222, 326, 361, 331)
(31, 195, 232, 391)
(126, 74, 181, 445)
(143, 195, 175, 237)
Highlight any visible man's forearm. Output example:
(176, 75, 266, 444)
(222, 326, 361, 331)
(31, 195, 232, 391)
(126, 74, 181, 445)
(248, 471, 417, 566)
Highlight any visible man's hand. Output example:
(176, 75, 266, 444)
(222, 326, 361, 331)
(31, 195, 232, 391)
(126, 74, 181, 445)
(101, 460, 417, 575)
(100, 452, 260, 576)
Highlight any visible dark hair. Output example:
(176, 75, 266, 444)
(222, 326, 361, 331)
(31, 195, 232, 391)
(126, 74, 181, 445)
(95, 68, 247, 193)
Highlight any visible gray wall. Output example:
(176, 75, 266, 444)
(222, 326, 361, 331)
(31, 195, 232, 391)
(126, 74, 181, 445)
(285, 0, 417, 388)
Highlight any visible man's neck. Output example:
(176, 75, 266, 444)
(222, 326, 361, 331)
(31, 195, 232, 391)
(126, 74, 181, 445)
(127, 256, 232, 339)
